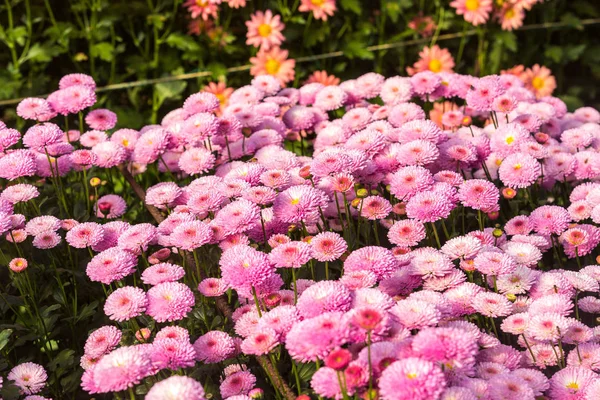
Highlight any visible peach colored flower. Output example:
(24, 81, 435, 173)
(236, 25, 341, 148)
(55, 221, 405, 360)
(408, 14, 437, 37)
(498, 3, 525, 31)
(305, 70, 340, 86)
(406, 45, 455, 76)
(246, 10, 285, 50)
(203, 81, 234, 112)
(521, 64, 557, 98)
(501, 65, 525, 77)
(227, 0, 246, 8)
(184, 0, 218, 21)
(250, 47, 295, 86)
(450, 0, 493, 26)
(299, 0, 336, 21)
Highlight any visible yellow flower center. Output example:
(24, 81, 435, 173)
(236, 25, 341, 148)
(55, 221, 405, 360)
(196, 0, 208, 6)
(258, 23, 272, 37)
(122, 139, 129, 147)
(505, 136, 514, 145)
(311, 0, 325, 5)
(532, 77, 545, 90)
(513, 163, 522, 170)
(505, 8, 515, 19)
(495, 159, 502, 166)
(465, 0, 480, 11)
(291, 198, 300, 205)
(566, 382, 579, 390)
(406, 372, 418, 379)
(428, 59, 442, 73)
(215, 93, 226, 104)
(15, 260, 23, 267)
(265, 58, 281, 75)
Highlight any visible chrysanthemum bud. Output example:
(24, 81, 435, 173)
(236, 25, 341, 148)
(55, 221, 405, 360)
(488, 211, 500, 220)
(492, 228, 503, 238)
(356, 188, 369, 198)
(351, 198, 361, 208)
(506, 293, 516, 302)
(502, 187, 517, 199)
(462, 115, 472, 126)
(264, 293, 281, 308)
(299, 165, 312, 179)
(89, 177, 101, 187)
(534, 132, 549, 144)
(249, 388, 264, 399)
(135, 328, 151, 342)
(9, 258, 27, 273)
(325, 348, 352, 371)
(392, 202, 406, 215)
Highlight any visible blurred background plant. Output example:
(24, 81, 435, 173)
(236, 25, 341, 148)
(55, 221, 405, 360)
(0, 0, 598, 127)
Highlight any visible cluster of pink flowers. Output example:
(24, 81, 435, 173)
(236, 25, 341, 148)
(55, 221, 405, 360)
(2, 65, 600, 400)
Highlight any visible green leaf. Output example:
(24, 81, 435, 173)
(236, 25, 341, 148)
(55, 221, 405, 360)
(565, 44, 586, 61)
(560, 13, 584, 30)
(544, 46, 563, 64)
(340, 0, 361, 15)
(166, 33, 201, 52)
(90, 42, 115, 62)
(344, 40, 374, 60)
(9, 26, 28, 46)
(48, 349, 75, 373)
(155, 80, 188, 108)
(495, 31, 517, 53)
(0, 328, 13, 351)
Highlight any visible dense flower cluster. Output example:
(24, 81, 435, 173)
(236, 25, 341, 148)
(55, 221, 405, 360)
(1, 67, 600, 400)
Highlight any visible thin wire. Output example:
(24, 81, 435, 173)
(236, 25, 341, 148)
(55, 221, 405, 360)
(1, 18, 598, 107)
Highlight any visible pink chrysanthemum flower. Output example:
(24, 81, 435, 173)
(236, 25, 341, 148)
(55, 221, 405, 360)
(16, 98, 56, 121)
(0, 128, 21, 152)
(246, 10, 285, 50)
(213, 198, 260, 236)
(286, 312, 349, 362)
(389, 166, 434, 201)
(344, 246, 399, 280)
(549, 366, 598, 399)
(25, 216, 60, 236)
(59, 73, 96, 90)
(84, 325, 122, 358)
(117, 223, 157, 254)
(269, 241, 312, 268)
(450, 0, 493, 26)
(146, 376, 206, 400)
(0, 150, 37, 180)
(526, 312, 570, 342)
(406, 190, 454, 222)
(390, 298, 441, 330)
(487, 374, 535, 400)
(410, 71, 442, 95)
(388, 219, 426, 247)
(273, 185, 328, 225)
(146, 282, 195, 323)
(310, 231, 347, 262)
(66, 222, 104, 248)
(170, 220, 212, 251)
(379, 358, 446, 400)
(220, 370, 257, 398)
(240, 328, 279, 356)
(95, 194, 127, 219)
(530, 205, 570, 236)
(85, 109, 117, 130)
(104, 286, 147, 322)
(472, 292, 513, 317)
(498, 152, 541, 189)
(458, 179, 500, 212)
(145, 182, 182, 210)
(86, 247, 137, 284)
(8, 362, 47, 395)
(407, 45, 455, 76)
(150, 337, 196, 370)
(198, 278, 229, 297)
(296, 280, 352, 318)
(1, 184, 39, 204)
(32, 230, 61, 249)
(47, 84, 96, 115)
(184, 0, 218, 20)
(193, 330, 236, 363)
(441, 236, 482, 260)
(22, 123, 63, 150)
(360, 196, 392, 220)
(474, 251, 517, 276)
(179, 147, 215, 176)
(219, 245, 274, 291)
(141, 263, 185, 286)
(87, 346, 152, 393)
(183, 92, 220, 115)
(79, 130, 107, 148)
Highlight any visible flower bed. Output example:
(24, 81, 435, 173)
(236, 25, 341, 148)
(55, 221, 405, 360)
(0, 69, 600, 400)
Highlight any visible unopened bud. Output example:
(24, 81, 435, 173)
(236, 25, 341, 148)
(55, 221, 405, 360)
(502, 187, 517, 199)
(299, 165, 312, 179)
(487, 211, 500, 220)
(89, 177, 101, 187)
(492, 228, 503, 238)
(351, 198, 361, 208)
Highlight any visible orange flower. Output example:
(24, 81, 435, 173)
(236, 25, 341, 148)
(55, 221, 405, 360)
(203, 81, 234, 112)
(305, 70, 340, 86)
(498, 3, 525, 31)
(521, 64, 557, 98)
(501, 65, 525, 77)
(250, 47, 295, 86)
(406, 45, 455, 76)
